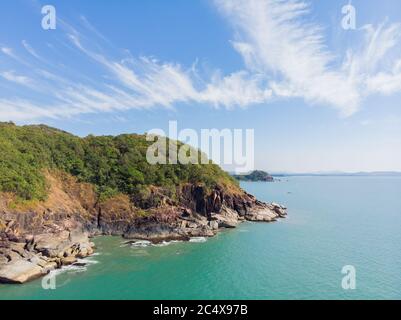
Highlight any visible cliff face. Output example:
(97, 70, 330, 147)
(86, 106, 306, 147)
(0, 172, 287, 284)
(0, 123, 287, 284)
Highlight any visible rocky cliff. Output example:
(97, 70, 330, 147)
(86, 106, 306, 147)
(0, 171, 287, 284)
(0, 123, 287, 284)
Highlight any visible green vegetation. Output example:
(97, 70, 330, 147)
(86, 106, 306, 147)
(233, 170, 274, 182)
(0, 122, 238, 201)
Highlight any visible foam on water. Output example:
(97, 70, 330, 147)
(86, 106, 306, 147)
(77, 257, 99, 265)
(129, 240, 152, 247)
(152, 240, 183, 247)
(45, 255, 100, 280)
(189, 237, 207, 243)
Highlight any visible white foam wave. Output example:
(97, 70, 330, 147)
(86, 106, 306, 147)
(77, 257, 99, 265)
(152, 241, 171, 247)
(189, 237, 207, 243)
(49, 264, 87, 277)
(153, 240, 183, 247)
(130, 240, 152, 247)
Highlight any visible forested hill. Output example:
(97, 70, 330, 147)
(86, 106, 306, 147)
(0, 122, 238, 201)
(233, 170, 274, 182)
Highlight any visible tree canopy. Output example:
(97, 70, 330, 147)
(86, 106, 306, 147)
(0, 122, 238, 201)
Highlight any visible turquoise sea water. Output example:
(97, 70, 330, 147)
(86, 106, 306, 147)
(1, 176, 401, 300)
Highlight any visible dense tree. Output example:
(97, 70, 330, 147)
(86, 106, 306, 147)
(0, 122, 237, 201)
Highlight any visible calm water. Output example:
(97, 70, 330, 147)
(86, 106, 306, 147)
(1, 177, 401, 300)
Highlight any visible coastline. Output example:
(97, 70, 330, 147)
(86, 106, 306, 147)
(0, 183, 287, 285)
(3, 176, 401, 300)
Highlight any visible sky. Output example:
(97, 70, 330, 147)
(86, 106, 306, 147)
(1, 0, 401, 173)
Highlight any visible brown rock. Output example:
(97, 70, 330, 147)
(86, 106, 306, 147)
(0, 260, 43, 284)
(61, 256, 77, 266)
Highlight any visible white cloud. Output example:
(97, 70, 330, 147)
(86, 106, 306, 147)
(1, 47, 14, 57)
(199, 71, 272, 108)
(67, 32, 273, 111)
(2, 0, 401, 122)
(215, 0, 401, 116)
(366, 70, 401, 95)
(0, 71, 33, 86)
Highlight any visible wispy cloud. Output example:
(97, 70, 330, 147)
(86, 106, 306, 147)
(1, 20, 272, 121)
(215, 0, 401, 116)
(67, 32, 271, 110)
(1, 47, 15, 57)
(0, 71, 33, 86)
(1, 0, 401, 122)
(1, 46, 30, 66)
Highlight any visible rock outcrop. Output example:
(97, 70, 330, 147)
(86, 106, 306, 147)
(0, 173, 286, 284)
(0, 228, 94, 284)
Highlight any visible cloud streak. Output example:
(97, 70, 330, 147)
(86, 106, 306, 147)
(1, 0, 401, 122)
(215, 0, 401, 116)
(0, 71, 33, 87)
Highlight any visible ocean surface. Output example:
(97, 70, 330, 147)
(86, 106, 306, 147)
(1, 176, 401, 300)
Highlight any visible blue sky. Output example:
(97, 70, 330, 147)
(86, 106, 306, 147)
(1, 0, 401, 172)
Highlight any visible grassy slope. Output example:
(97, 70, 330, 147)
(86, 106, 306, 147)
(0, 122, 239, 202)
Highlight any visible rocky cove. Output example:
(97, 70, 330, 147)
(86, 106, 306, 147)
(0, 173, 287, 285)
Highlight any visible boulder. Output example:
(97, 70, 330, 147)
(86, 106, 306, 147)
(246, 207, 278, 222)
(208, 220, 219, 230)
(187, 222, 199, 229)
(213, 206, 240, 228)
(76, 248, 88, 258)
(34, 230, 92, 259)
(0, 260, 43, 284)
(42, 261, 58, 273)
(61, 256, 77, 266)
(9, 242, 26, 257)
(214, 215, 238, 228)
(34, 232, 72, 258)
(271, 203, 288, 217)
(186, 226, 215, 237)
(0, 256, 8, 265)
(6, 250, 21, 262)
(29, 255, 47, 267)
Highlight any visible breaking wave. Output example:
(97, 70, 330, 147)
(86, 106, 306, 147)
(189, 237, 207, 243)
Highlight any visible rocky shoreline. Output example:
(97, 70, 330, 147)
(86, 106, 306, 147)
(0, 181, 287, 284)
(0, 230, 95, 284)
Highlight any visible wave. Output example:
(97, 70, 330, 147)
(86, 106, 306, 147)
(46, 255, 99, 280)
(189, 237, 207, 243)
(152, 240, 183, 247)
(126, 237, 207, 248)
(49, 264, 86, 278)
(129, 240, 152, 247)
(128, 239, 185, 248)
(77, 257, 99, 265)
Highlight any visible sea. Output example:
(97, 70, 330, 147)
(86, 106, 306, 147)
(1, 176, 400, 300)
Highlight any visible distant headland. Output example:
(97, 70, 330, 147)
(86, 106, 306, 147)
(233, 170, 275, 182)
